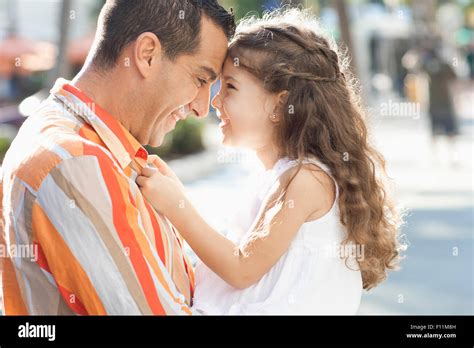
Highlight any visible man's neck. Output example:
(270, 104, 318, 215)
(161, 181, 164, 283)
(72, 66, 131, 132)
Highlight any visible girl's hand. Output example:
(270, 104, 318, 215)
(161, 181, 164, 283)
(136, 164, 187, 218)
(148, 155, 184, 190)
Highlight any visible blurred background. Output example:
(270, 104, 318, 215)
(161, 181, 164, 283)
(0, 0, 472, 315)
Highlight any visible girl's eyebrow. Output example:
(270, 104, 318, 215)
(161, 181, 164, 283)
(222, 75, 238, 83)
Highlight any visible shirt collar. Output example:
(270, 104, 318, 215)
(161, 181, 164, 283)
(50, 78, 148, 170)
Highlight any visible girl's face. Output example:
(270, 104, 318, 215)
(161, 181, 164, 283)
(211, 57, 276, 150)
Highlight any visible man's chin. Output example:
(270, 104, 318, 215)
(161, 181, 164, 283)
(148, 137, 164, 148)
(148, 135, 165, 147)
(148, 123, 174, 147)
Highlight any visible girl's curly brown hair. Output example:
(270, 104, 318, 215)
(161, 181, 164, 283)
(229, 8, 405, 290)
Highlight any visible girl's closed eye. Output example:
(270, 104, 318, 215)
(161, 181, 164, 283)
(226, 82, 237, 90)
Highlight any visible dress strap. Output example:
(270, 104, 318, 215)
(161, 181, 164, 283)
(302, 157, 339, 199)
(273, 157, 339, 199)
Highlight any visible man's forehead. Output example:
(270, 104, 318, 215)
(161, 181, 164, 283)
(195, 18, 229, 78)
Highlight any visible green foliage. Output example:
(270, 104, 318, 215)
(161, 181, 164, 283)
(0, 137, 12, 162)
(146, 117, 205, 160)
(220, 0, 266, 20)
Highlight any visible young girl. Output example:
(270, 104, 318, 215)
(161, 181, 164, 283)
(137, 9, 403, 315)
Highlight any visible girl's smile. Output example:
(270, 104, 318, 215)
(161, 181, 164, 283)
(218, 116, 231, 130)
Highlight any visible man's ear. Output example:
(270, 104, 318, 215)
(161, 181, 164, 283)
(133, 32, 163, 78)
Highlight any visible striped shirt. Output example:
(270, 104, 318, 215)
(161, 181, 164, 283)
(0, 79, 195, 315)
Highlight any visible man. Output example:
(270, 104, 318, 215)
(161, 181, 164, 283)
(0, 0, 234, 315)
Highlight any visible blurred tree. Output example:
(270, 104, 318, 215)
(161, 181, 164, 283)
(220, 0, 266, 20)
(6, 0, 18, 36)
(49, 0, 72, 83)
(333, 0, 358, 76)
(220, 0, 305, 21)
(90, 0, 106, 22)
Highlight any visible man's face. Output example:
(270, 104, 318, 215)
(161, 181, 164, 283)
(140, 17, 228, 147)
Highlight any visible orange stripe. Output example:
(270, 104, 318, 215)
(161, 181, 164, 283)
(33, 239, 82, 318)
(173, 228, 195, 295)
(16, 137, 87, 192)
(116, 167, 181, 313)
(78, 124, 106, 148)
(144, 201, 166, 264)
(63, 84, 138, 156)
(2, 257, 28, 315)
(31, 203, 107, 315)
(125, 187, 192, 314)
(123, 166, 133, 178)
(56, 138, 84, 158)
(84, 143, 166, 315)
(16, 147, 62, 191)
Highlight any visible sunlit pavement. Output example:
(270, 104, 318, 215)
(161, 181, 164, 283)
(357, 105, 473, 315)
(183, 101, 474, 315)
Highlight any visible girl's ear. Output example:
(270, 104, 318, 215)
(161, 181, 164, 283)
(269, 90, 289, 123)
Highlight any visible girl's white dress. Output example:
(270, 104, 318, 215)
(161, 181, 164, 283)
(191, 157, 362, 315)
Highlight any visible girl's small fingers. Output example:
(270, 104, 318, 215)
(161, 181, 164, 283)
(136, 175, 145, 187)
(140, 166, 157, 177)
(149, 155, 168, 174)
(149, 154, 164, 166)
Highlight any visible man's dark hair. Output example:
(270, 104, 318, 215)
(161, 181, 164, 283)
(92, 0, 235, 69)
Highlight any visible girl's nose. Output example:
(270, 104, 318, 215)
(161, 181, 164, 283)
(211, 92, 222, 109)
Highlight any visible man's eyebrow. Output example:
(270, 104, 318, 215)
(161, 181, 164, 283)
(199, 66, 218, 82)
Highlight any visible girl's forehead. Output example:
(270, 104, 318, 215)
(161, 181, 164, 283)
(222, 57, 242, 76)
(223, 54, 255, 74)
(221, 50, 271, 90)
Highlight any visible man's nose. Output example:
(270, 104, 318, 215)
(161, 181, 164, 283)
(189, 86, 212, 119)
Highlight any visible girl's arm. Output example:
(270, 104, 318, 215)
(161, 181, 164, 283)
(137, 164, 332, 289)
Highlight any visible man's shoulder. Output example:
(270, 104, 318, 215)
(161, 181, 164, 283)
(3, 101, 115, 194)
(5, 142, 113, 196)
